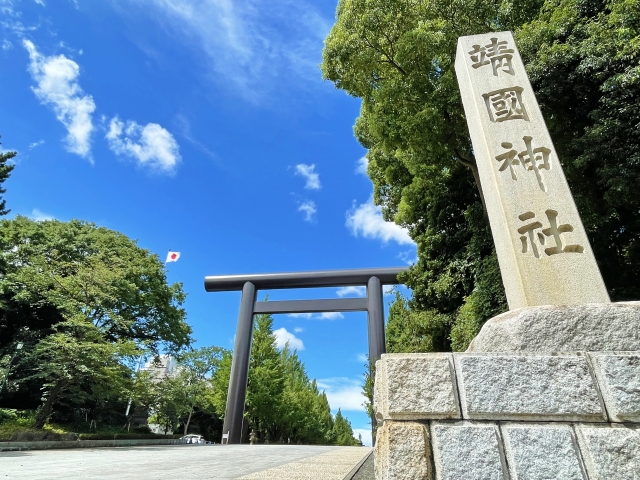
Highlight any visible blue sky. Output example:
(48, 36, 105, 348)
(0, 0, 416, 446)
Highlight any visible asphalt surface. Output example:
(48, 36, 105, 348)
(351, 453, 374, 480)
(0, 444, 373, 479)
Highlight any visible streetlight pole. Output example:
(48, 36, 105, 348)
(0, 343, 23, 397)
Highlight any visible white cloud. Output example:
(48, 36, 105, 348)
(29, 140, 45, 149)
(298, 200, 316, 222)
(398, 249, 417, 265)
(316, 377, 365, 412)
(294, 163, 320, 190)
(293, 327, 303, 333)
(30, 208, 54, 221)
(336, 286, 366, 298)
(174, 113, 217, 163)
(356, 353, 368, 363)
(23, 40, 96, 158)
(2, 39, 12, 50)
(288, 312, 344, 320)
(336, 285, 395, 298)
(356, 156, 368, 175)
(106, 117, 181, 172)
(126, 0, 332, 102)
(352, 428, 372, 447)
(346, 198, 414, 246)
(273, 327, 304, 351)
(34, 0, 45, 5)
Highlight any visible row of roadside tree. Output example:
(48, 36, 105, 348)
(0, 152, 358, 443)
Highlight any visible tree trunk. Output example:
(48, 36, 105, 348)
(454, 152, 488, 219)
(183, 406, 193, 436)
(468, 163, 488, 219)
(33, 381, 65, 429)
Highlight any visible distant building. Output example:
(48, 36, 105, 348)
(142, 355, 179, 435)
(142, 355, 178, 381)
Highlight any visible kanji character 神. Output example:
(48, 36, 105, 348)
(494, 136, 551, 191)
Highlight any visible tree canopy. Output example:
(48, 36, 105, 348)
(237, 313, 351, 445)
(0, 137, 15, 217)
(0, 216, 192, 354)
(322, 0, 640, 351)
(0, 216, 192, 427)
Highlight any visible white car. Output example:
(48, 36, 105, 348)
(180, 434, 204, 444)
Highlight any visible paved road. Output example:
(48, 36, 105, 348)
(0, 444, 372, 479)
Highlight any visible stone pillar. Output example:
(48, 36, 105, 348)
(454, 31, 610, 309)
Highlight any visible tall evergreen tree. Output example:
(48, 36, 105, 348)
(279, 346, 335, 444)
(0, 137, 15, 217)
(332, 409, 358, 446)
(245, 313, 285, 442)
(208, 314, 360, 445)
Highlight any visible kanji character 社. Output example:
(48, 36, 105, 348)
(517, 210, 584, 258)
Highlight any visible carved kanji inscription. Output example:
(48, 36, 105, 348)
(495, 136, 551, 192)
(483, 87, 528, 122)
(455, 32, 610, 308)
(517, 210, 584, 258)
(468, 38, 515, 76)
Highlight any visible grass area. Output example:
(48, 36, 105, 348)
(0, 410, 66, 441)
(0, 409, 180, 442)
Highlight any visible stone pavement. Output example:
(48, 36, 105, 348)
(0, 444, 372, 479)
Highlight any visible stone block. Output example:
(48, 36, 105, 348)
(502, 423, 587, 479)
(374, 354, 460, 421)
(589, 352, 640, 422)
(374, 421, 431, 480)
(576, 424, 640, 479)
(430, 421, 506, 480)
(467, 302, 640, 353)
(455, 354, 606, 421)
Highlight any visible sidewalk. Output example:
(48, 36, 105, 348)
(0, 444, 372, 479)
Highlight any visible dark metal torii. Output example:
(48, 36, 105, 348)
(204, 267, 408, 445)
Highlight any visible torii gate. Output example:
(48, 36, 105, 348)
(204, 267, 408, 444)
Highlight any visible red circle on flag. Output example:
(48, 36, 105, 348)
(171, 253, 177, 259)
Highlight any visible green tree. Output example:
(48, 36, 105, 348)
(206, 349, 233, 418)
(245, 313, 285, 442)
(175, 346, 225, 435)
(321, 0, 523, 352)
(149, 375, 184, 434)
(361, 356, 375, 441)
(278, 346, 335, 444)
(322, 0, 640, 351)
(205, 313, 357, 445)
(25, 316, 137, 429)
(0, 137, 15, 217)
(332, 409, 358, 446)
(515, 0, 640, 300)
(0, 216, 192, 427)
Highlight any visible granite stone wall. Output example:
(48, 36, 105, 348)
(374, 353, 640, 479)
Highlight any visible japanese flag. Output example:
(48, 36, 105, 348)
(166, 251, 181, 263)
